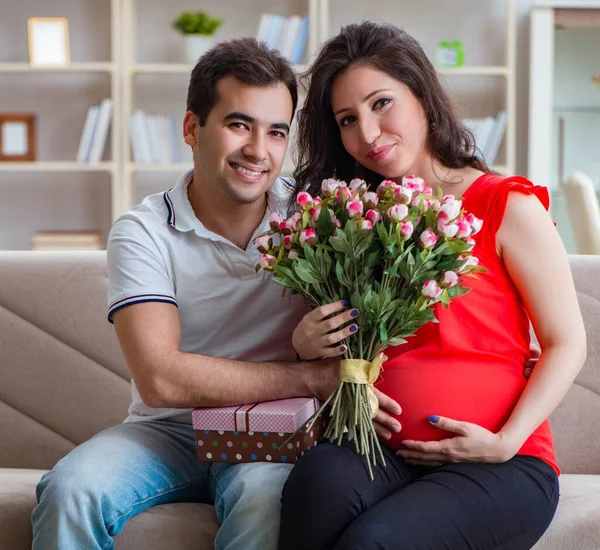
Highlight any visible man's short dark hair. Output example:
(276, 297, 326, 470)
(187, 37, 298, 126)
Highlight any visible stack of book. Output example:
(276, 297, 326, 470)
(129, 110, 182, 165)
(256, 14, 309, 64)
(32, 231, 104, 251)
(76, 99, 113, 163)
(462, 110, 507, 166)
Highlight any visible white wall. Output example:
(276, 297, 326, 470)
(0, 0, 554, 249)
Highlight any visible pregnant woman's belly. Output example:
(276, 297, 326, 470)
(375, 359, 527, 449)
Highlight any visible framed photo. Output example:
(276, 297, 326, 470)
(28, 17, 71, 67)
(0, 114, 37, 161)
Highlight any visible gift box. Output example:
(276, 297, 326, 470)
(192, 397, 324, 464)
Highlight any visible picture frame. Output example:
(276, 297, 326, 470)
(27, 17, 71, 67)
(0, 114, 37, 162)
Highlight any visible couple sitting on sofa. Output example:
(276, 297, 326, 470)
(31, 22, 586, 550)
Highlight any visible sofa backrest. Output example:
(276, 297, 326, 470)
(548, 255, 600, 474)
(0, 251, 130, 469)
(0, 251, 598, 473)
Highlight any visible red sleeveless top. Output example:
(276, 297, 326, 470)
(377, 173, 559, 475)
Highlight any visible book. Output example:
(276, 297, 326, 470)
(32, 230, 104, 251)
(88, 99, 113, 163)
(76, 106, 99, 163)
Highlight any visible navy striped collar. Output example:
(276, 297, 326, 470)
(164, 170, 294, 233)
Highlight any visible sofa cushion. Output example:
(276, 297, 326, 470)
(534, 474, 600, 549)
(0, 469, 219, 550)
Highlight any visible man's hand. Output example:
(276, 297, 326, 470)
(396, 415, 519, 467)
(372, 388, 402, 440)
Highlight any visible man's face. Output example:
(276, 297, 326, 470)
(184, 76, 293, 205)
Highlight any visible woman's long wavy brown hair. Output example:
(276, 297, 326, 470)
(290, 21, 492, 208)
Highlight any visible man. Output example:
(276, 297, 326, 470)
(30, 38, 404, 550)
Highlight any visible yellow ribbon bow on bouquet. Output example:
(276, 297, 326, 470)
(339, 353, 387, 418)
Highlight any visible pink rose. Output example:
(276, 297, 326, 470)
(359, 220, 373, 231)
(440, 271, 459, 288)
(376, 179, 398, 198)
(288, 212, 303, 231)
(437, 219, 459, 238)
(440, 198, 462, 221)
(349, 178, 368, 194)
(363, 192, 379, 208)
(269, 213, 283, 232)
(258, 254, 277, 270)
(365, 209, 382, 224)
(393, 186, 413, 205)
(309, 206, 322, 221)
(465, 213, 483, 234)
(387, 203, 409, 222)
(279, 219, 291, 235)
(287, 250, 299, 260)
(296, 191, 314, 209)
(455, 218, 472, 238)
(321, 178, 341, 196)
(458, 254, 479, 274)
(299, 228, 317, 247)
(400, 220, 414, 240)
(422, 280, 443, 300)
(255, 235, 272, 253)
(402, 175, 425, 194)
(419, 228, 438, 249)
(346, 199, 364, 218)
(334, 185, 354, 204)
(464, 237, 476, 251)
(283, 234, 294, 250)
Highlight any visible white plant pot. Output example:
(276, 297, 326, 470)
(184, 35, 215, 64)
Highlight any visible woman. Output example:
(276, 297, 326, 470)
(279, 21, 586, 550)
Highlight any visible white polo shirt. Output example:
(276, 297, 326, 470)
(107, 169, 310, 424)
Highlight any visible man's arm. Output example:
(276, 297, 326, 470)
(113, 301, 339, 409)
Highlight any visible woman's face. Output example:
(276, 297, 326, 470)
(331, 64, 430, 180)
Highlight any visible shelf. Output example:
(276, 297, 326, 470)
(554, 106, 600, 113)
(0, 162, 115, 172)
(132, 63, 307, 75)
(130, 163, 192, 172)
(0, 63, 115, 73)
(437, 66, 509, 76)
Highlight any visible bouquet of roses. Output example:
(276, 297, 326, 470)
(256, 175, 483, 478)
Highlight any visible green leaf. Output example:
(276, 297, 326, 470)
(379, 323, 388, 344)
(294, 261, 323, 285)
(388, 337, 407, 346)
(316, 207, 334, 242)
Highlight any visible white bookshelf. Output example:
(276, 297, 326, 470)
(0, 0, 121, 250)
(119, 0, 317, 216)
(0, 0, 519, 249)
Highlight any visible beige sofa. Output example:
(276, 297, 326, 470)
(0, 251, 599, 550)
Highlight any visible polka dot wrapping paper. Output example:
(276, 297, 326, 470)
(192, 397, 324, 464)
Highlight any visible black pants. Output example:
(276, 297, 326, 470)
(278, 438, 559, 550)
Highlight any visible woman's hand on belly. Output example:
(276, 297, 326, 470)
(396, 415, 520, 467)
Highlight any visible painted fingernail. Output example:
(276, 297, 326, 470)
(339, 345, 347, 352)
(428, 415, 440, 423)
(349, 324, 358, 333)
(342, 300, 349, 307)
(350, 309, 360, 318)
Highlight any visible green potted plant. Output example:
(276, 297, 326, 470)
(172, 11, 223, 63)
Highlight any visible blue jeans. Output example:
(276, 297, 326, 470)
(31, 420, 292, 550)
